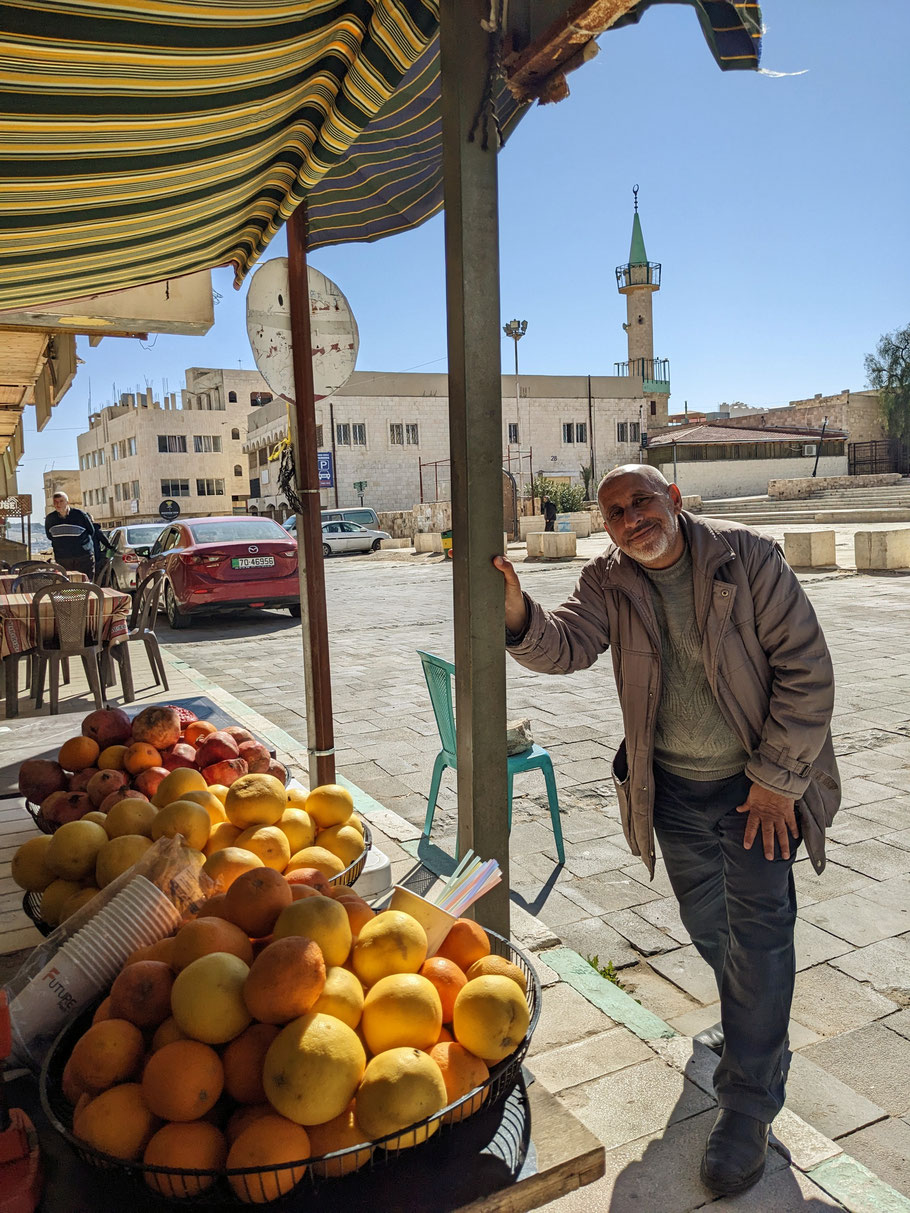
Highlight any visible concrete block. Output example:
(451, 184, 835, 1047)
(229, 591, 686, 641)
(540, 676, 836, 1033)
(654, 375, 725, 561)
(855, 529, 910, 570)
(784, 530, 836, 567)
(379, 537, 411, 549)
(541, 530, 576, 558)
(413, 532, 443, 554)
(527, 531, 544, 557)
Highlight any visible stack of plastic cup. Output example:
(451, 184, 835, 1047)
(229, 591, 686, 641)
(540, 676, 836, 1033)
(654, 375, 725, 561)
(10, 876, 181, 1067)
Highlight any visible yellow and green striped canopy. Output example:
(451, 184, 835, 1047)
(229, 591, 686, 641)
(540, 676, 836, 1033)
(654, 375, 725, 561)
(0, 0, 760, 312)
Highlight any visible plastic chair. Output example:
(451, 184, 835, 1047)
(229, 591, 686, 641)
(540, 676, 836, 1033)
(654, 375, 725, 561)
(105, 570, 169, 701)
(31, 583, 105, 713)
(10, 570, 67, 593)
(417, 650, 565, 863)
(10, 560, 56, 574)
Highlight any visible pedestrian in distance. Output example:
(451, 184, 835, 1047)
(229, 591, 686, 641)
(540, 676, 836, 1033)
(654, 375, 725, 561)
(44, 491, 95, 578)
(494, 464, 839, 1198)
(542, 494, 557, 532)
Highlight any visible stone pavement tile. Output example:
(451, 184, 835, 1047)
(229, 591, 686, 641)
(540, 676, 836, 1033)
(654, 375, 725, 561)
(791, 964, 899, 1038)
(527, 952, 561, 988)
(667, 1001, 723, 1038)
(554, 917, 642, 971)
(510, 883, 591, 927)
(823, 840, 910, 880)
(830, 936, 910, 1000)
(546, 1109, 733, 1213)
(851, 872, 910, 908)
(545, 740, 614, 763)
(528, 981, 617, 1056)
(507, 820, 560, 856)
(801, 891, 910, 946)
(555, 758, 614, 785)
(607, 908, 680, 956)
(841, 779, 910, 810)
(621, 859, 675, 897)
(560, 810, 625, 844)
(557, 1057, 714, 1151)
(709, 1166, 845, 1211)
(649, 1036, 719, 1098)
(883, 828, 910, 852)
(837, 1117, 910, 1199)
(649, 946, 718, 1005)
(509, 902, 561, 953)
(827, 811, 898, 846)
(882, 1010, 910, 1040)
(513, 848, 575, 885)
(559, 872, 661, 914)
(619, 964, 703, 1022)
(793, 859, 879, 907)
(800, 1024, 910, 1117)
(543, 837, 632, 877)
(531, 1026, 653, 1094)
(633, 895, 691, 944)
(770, 1106, 842, 1172)
(785, 1051, 888, 1140)
(841, 797, 910, 830)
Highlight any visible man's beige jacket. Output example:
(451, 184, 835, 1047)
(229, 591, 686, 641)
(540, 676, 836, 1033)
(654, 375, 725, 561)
(507, 513, 840, 876)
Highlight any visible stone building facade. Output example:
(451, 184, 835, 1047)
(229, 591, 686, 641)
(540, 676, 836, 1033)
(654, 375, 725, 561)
(76, 365, 275, 526)
(718, 389, 884, 445)
(43, 468, 82, 514)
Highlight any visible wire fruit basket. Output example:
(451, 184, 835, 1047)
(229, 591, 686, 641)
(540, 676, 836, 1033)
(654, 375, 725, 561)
(39, 929, 541, 1206)
(23, 824, 372, 940)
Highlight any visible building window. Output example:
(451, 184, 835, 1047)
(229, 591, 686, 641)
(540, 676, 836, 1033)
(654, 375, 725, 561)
(315, 425, 323, 447)
(562, 423, 575, 444)
(111, 444, 119, 461)
(507, 423, 519, 444)
(336, 423, 351, 446)
(228, 391, 237, 402)
(131, 481, 139, 498)
(158, 435, 187, 453)
(196, 478, 225, 496)
(193, 435, 223, 453)
(261, 467, 269, 486)
(250, 392, 272, 407)
(630, 422, 640, 443)
(576, 422, 587, 444)
(353, 423, 367, 446)
(161, 479, 190, 497)
(115, 484, 122, 501)
(406, 423, 419, 446)
(617, 422, 629, 442)
(390, 423, 404, 446)
(98, 449, 104, 464)
(233, 465, 243, 477)
(650, 401, 657, 416)
(231, 427, 240, 440)
(257, 447, 268, 467)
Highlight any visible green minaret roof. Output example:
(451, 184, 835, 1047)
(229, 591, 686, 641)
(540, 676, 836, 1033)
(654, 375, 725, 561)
(629, 210, 648, 265)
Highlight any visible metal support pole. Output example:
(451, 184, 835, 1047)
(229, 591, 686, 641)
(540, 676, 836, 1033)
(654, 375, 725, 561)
(812, 416, 828, 477)
(286, 204, 336, 788)
(440, 0, 510, 935)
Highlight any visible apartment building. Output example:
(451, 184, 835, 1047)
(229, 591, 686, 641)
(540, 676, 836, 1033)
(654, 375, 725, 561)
(76, 367, 276, 526)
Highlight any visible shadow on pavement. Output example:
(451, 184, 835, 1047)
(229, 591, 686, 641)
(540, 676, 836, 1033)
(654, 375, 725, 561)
(158, 608, 299, 644)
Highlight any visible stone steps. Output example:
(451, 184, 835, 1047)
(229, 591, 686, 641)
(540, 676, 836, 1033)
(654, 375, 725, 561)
(697, 480, 910, 524)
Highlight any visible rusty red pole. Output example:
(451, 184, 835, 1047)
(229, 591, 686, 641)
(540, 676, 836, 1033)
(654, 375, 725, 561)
(286, 203, 335, 788)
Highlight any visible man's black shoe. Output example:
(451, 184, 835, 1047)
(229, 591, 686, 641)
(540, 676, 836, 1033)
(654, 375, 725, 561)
(694, 1022, 724, 1053)
(700, 1109, 770, 1196)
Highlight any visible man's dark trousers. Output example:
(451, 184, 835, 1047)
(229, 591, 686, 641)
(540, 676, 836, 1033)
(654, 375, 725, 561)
(652, 767, 800, 1122)
(58, 554, 95, 579)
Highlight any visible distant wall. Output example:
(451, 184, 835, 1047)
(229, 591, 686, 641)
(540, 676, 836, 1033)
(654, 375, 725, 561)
(768, 473, 902, 499)
(673, 457, 848, 500)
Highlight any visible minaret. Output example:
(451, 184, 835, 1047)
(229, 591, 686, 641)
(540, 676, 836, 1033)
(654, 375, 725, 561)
(615, 186, 669, 421)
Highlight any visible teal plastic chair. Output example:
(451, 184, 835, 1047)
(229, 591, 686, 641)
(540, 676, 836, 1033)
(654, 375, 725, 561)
(417, 650, 565, 863)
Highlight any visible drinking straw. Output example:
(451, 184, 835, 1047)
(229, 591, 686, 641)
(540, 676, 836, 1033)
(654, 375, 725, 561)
(431, 849, 475, 907)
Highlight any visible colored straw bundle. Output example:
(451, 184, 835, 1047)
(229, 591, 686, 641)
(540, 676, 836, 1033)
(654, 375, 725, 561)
(429, 851, 502, 917)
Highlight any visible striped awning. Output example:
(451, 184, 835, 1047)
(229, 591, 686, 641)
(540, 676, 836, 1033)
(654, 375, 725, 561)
(0, 1, 760, 312)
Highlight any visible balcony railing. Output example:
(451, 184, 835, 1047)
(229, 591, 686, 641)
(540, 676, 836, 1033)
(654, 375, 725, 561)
(615, 261, 661, 290)
(614, 358, 670, 392)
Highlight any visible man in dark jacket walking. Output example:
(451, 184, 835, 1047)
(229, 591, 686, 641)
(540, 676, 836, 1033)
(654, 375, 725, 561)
(542, 495, 557, 532)
(45, 492, 95, 578)
(494, 464, 839, 1198)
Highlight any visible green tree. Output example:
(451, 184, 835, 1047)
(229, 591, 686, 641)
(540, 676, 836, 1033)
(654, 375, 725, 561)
(532, 475, 586, 514)
(865, 323, 910, 442)
(579, 462, 595, 500)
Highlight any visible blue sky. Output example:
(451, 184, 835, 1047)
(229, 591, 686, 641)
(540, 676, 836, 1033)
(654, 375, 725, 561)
(19, 2, 910, 509)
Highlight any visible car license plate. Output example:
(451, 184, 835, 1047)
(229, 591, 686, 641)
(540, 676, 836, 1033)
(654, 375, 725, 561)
(231, 556, 274, 569)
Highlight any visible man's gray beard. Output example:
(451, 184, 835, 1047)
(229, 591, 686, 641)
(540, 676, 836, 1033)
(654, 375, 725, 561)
(622, 521, 676, 566)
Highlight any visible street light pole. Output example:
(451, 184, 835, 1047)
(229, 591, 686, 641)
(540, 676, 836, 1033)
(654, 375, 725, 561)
(503, 318, 527, 498)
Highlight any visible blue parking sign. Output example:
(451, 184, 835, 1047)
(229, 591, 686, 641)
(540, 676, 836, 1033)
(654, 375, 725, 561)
(317, 451, 334, 488)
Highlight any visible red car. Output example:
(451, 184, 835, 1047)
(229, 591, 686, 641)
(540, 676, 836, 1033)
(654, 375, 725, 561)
(137, 515, 300, 629)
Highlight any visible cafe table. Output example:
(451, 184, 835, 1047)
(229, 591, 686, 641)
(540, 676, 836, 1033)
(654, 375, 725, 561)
(0, 571, 88, 592)
(0, 584, 132, 717)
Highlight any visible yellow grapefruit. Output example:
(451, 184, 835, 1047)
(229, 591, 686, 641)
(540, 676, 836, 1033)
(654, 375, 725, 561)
(224, 774, 286, 829)
(273, 896, 352, 967)
(452, 975, 529, 1063)
(151, 767, 207, 808)
(170, 952, 252, 1044)
(361, 974, 442, 1054)
(263, 1012, 365, 1127)
(234, 825, 291, 872)
(304, 784, 353, 829)
(354, 1048, 447, 1149)
(352, 910, 427, 987)
(311, 966, 365, 1030)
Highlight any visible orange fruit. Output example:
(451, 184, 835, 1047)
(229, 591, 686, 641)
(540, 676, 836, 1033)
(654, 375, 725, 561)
(429, 1041, 489, 1122)
(290, 884, 320, 902)
(141, 1039, 224, 1121)
(361, 974, 442, 1054)
(339, 896, 375, 939)
(352, 910, 427, 986)
(76, 1083, 158, 1160)
(92, 996, 113, 1025)
(69, 1018, 145, 1093)
(172, 916, 254, 972)
(224, 867, 292, 938)
(151, 766, 207, 808)
(105, 798, 157, 839)
(193, 892, 232, 920)
(222, 1023, 280, 1104)
(419, 957, 468, 1022)
(435, 918, 491, 972)
(143, 1121, 227, 1198)
(306, 1104, 371, 1178)
(58, 736, 100, 772)
(124, 936, 176, 968)
(275, 807, 316, 854)
(179, 787, 228, 826)
(314, 824, 363, 867)
(150, 1017, 186, 1052)
(204, 822, 242, 856)
(184, 719, 218, 747)
(110, 960, 174, 1029)
(226, 1113, 311, 1203)
(224, 774, 286, 829)
(123, 741, 163, 775)
(97, 744, 128, 770)
(226, 1103, 273, 1145)
(465, 954, 528, 994)
(262, 1013, 365, 1126)
(311, 965, 365, 1030)
(62, 1055, 85, 1104)
(243, 936, 326, 1025)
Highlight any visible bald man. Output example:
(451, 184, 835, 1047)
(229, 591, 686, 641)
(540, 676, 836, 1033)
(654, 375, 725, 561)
(495, 465, 839, 1197)
(44, 492, 95, 578)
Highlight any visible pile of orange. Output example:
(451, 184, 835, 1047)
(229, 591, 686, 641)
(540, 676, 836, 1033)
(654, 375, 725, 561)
(61, 851, 531, 1200)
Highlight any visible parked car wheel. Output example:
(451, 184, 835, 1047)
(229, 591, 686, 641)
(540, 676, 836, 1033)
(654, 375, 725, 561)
(165, 582, 192, 630)
(322, 543, 331, 558)
(371, 538, 382, 552)
(288, 604, 301, 617)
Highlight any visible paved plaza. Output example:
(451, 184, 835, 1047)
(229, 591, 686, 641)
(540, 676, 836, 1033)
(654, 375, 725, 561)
(159, 522, 910, 1207)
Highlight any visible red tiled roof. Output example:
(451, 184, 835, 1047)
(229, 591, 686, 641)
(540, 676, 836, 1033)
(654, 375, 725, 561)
(648, 423, 847, 447)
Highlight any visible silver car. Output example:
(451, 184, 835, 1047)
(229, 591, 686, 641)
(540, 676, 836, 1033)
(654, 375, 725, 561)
(321, 520, 390, 556)
(104, 522, 167, 590)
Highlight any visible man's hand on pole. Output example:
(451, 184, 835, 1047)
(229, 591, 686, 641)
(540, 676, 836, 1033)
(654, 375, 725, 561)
(736, 783, 799, 860)
(493, 556, 528, 635)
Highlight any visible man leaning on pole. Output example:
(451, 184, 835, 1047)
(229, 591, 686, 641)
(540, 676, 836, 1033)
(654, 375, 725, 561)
(494, 464, 839, 1197)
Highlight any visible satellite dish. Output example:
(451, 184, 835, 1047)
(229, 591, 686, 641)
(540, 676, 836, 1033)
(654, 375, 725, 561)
(246, 260, 359, 402)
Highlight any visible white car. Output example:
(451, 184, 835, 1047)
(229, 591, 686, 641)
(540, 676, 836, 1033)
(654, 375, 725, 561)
(321, 520, 390, 556)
